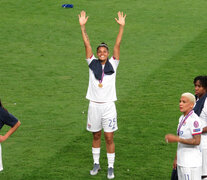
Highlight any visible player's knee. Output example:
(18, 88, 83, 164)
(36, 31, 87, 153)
(105, 137, 114, 145)
(93, 132, 101, 141)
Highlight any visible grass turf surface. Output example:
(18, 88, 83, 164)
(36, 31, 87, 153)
(0, 0, 207, 179)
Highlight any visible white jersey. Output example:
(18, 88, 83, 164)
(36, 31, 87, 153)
(86, 55, 119, 102)
(199, 98, 207, 149)
(177, 111, 202, 167)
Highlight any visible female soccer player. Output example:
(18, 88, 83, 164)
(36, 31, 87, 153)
(78, 10, 126, 179)
(165, 93, 202, 180)
(0, 100, 21, 171)
(193, 76, 207, 180)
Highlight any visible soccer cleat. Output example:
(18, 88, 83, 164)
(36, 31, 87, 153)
(107, 167, 115, 179)
(90, 163, 101, 175)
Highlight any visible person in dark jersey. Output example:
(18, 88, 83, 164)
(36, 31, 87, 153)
(0, 100, 21, 171)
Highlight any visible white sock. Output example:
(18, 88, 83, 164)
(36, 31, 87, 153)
(92, 147, 100, 164)
(203, 178, 207, 180)
(107, 153, 115, 168)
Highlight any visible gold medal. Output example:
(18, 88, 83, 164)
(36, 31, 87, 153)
(98, 69, 104, 88)
(98, 83, 103, 88)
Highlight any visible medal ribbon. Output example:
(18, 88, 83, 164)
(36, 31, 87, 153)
(177, 110, 193, 135)
(99, 69, 104, 84)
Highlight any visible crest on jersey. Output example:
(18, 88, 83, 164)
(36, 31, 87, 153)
(194, 121, 199, 128)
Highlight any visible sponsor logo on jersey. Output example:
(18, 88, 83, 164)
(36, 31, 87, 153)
(193, 128, 201, 132)
(194, 121, 199, 128)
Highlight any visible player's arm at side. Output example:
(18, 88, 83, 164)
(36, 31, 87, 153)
(173, 153, 177, 169)
(113, 11, 126, 60)
(0, 121, 21, 143)
(78, 11, 93, 59)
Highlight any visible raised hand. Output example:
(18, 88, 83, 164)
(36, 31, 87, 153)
(115, 11, 126, 26)
(78, 10, 89, 26)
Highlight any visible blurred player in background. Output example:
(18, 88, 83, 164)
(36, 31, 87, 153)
(0, 100, 21, 171)
(78, 10, 126, 179)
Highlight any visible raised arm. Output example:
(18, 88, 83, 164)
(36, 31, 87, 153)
(78, 11, 93, 59)
(113, 11, 126, 60)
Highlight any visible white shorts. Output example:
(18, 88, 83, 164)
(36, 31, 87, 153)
(177, 165, 201, 180)
(202, 149, 207, 176)
(87, 101, 118, 132)
(0, 144, 3, 171)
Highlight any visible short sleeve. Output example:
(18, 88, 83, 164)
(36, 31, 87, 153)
(86, 55, 96, 65)
(201, 99, 207, 120)
(191, 117, 202, 136)
(0, 107, 18, 129)
(109, 56, 119, 70)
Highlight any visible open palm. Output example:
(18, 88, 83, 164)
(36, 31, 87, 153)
(78, 11, 89, 26)
(115, 11, 126, 26)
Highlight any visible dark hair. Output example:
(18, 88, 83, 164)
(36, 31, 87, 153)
(194, 76, 207, 90)
(0, 100, 8, 111)
(96, 42, 109, 52)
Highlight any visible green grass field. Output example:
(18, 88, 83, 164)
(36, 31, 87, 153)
(1, 0, 207, 179)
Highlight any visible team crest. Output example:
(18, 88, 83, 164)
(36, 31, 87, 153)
(194, 121, 199, 128)
(88, 123, 91, 129)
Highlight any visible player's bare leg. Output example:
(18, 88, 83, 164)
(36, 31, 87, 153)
(104, 132, 115, 179)
(104, 132, 115, 153)
(92, 131, 102, 148)
(90, 131, 102, 176)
